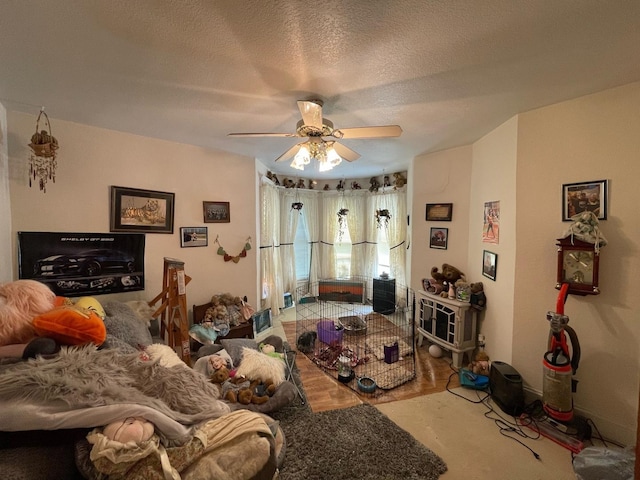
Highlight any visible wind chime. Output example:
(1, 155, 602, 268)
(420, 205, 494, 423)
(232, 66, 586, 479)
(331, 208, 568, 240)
(291, 184, 303, 212)
(28, 108, 60, 193)
(214, 235, 252, 263)
(337, 187, 349, 241)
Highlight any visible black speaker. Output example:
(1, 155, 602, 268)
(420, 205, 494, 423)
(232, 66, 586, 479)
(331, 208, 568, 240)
(489, 361, 525, 416)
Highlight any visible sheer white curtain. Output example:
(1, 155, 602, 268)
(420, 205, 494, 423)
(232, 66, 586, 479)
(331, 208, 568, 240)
(344, 191, 366, 277)
(298, 190, 320, 295)
(320, 193, 342, 279)
(364, 194, 381, 288)
(384, 190, 407, 291)
(279, 189, 300, 295)
(260, 182, 285, 313)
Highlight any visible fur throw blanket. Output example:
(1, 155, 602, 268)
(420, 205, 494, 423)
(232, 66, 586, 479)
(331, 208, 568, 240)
(0, 346, 230, 444)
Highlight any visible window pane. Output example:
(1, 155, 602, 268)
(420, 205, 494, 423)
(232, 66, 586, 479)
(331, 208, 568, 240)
(335, 224, 352, 278)
(377, 227, 390, 277)
(294, 215, 310, 279)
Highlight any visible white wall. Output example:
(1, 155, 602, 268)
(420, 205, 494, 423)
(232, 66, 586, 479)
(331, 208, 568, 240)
(469, 117, 518, 362)
(7, 111, 259, 315)
(0, 103, 11, 282)
(410, 145, 473, 290)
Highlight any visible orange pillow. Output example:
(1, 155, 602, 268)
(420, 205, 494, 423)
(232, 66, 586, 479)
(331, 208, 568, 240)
(32, 306, 106, 346)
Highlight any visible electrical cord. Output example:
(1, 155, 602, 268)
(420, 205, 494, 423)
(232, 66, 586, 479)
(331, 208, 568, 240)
(444, 363, 541, 460)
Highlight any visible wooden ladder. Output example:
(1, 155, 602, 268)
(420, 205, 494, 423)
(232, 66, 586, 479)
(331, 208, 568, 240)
(149, 257, 192, 366)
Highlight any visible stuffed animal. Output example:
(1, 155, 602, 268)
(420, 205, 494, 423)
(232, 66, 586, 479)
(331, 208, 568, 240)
(469, 351, 490, 377)
(210, 365, 230, 384)
(260, 343, 284, 360)
(0, 279, 56, 346)
(431, 264, 466, 297)
(470, 282, 486, 311)
(369, 177, 381, 192)
(103, 417, 154, 444)
(393, 172, 407, 189)
(219, 374, 276, 405)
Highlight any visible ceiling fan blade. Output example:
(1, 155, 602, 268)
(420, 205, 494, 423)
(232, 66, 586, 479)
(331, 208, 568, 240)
(332, 142, 361, 162)
(333, 125, 402, 139)
(275, 143, 303, 162)
(297, 100, 323, 129)
(228, 132, 298, 137)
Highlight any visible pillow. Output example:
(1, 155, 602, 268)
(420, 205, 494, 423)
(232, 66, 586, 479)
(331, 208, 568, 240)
(220, 338, 258, 366)
(32, 306, 106, 346)
(235, 347, 286, 386)
(102, 301, 153, 350)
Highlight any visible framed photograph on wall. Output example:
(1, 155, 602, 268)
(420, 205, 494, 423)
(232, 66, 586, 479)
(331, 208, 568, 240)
(482, 200, 500, 244)
(203, 201, 230, 223)
(482, 250, 497, 281)
(426, 203, 453, 221)
(110, 186, 175, 234)
(180, 227, 208, 248)
(562, 179, 607, 221)
(429, 227, 448, 249)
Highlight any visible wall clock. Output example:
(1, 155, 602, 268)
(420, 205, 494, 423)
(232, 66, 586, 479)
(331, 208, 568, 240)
(556, 237, 600, 295)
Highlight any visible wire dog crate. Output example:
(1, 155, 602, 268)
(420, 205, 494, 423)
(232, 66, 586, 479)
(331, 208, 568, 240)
(295, 278, 415, 397)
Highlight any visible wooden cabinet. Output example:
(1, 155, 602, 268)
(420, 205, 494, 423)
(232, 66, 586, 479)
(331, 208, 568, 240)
(373, 277, 396, 314)
(416, 290, 478, 367)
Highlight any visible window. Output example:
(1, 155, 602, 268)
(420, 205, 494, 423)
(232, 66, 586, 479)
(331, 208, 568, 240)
(377, 226, 390, 277)
(294, 213, 310, 280)
(335, 223, 352, 278)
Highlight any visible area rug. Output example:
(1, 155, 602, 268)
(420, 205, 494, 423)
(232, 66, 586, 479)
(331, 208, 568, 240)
(271, 354, 447, 480)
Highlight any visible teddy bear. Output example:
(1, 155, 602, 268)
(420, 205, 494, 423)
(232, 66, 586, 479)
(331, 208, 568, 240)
(469, 351, 490, 377)
(431, 264, 466, 297)
(393, 172, 407, 189)
(369, 177, 381, 192)
(470, 282, 486, 311)
(217, 373, 276, 405)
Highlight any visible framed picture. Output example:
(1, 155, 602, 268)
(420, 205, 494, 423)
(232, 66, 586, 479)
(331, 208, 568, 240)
(482, 200, 500, 244)
(180, 227, 208, 248)
(482, 250, 497, 281)
(429, 227, 448, 249)
(110, 186, 175, 234)
(203, 201, 230, 223)
(426, 203, 453, 221)
(252, 309, 272, 336)
(562, 180, 607, 221)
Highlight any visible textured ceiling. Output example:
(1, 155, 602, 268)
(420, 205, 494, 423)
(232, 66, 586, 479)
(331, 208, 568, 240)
(1, 1, 639, 180)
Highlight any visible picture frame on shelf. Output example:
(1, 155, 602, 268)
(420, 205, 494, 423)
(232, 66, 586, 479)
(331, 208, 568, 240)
(203, 201, 230, 223)
(562, 179, 607, 221)
(180, 227, 208, 248)
(110, 186, 175, 234)
(429, 227, 448, 249)
(426, 203, 453, 221)
(482, 250, 497, 281)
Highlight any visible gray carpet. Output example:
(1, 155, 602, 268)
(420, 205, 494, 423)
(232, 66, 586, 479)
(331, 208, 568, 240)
(271, 354, 447, 480)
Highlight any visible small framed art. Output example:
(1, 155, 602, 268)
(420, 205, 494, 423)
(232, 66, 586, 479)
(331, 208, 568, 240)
(482, 250, 497, 281)
(562, 180, 607, 221)
(110, 186, 175, 234)
(203, 201, 230, 223)
(180, 227, 208, 248)
(429, 227, 448, 249)
(426, 203, 453, 221)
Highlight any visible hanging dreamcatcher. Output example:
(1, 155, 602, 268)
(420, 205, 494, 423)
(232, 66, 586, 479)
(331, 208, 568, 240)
(376, 209, 392, 229)
(214, 235, 252, 263)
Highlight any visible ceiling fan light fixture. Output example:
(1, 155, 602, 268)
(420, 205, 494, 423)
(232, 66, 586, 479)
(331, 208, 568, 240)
(291, 144, 311, 170)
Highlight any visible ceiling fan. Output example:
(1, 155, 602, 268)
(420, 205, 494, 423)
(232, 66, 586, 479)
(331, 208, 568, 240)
(228, 99, 402, 171)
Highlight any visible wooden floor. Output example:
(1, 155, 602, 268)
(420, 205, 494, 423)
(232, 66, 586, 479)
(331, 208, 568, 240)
(281, 322, 461, 413)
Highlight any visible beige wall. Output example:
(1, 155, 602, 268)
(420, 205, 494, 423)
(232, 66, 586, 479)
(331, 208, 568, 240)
(410, 83, 639, 444)
(514, 82, 640, 445)
(7, 111, 259, 314)
(0, 103, 11, 282)
(470, 116, 518, 362)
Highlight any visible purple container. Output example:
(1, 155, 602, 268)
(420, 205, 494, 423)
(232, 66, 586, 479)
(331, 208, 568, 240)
(317, 320, 344, 345)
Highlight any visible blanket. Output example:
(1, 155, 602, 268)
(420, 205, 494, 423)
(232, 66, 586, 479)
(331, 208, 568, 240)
(0, 345, 230, 446)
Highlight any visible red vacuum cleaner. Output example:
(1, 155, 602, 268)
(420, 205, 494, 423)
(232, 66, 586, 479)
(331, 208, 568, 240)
(543, 283, 581, 422)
